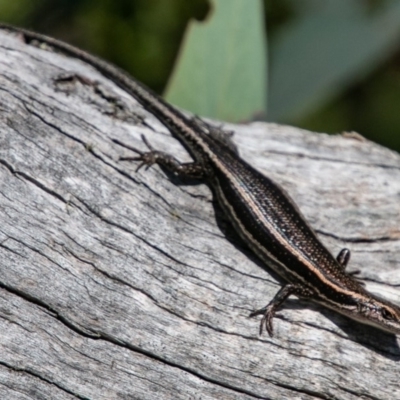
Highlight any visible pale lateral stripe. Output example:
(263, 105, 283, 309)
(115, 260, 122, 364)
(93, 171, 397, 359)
(148, 97, 369, 305)
(215, 182, 366, 310)
(212, 160, 370, 306)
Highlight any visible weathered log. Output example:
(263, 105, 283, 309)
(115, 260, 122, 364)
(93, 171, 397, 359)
(1, 28, 400, 400)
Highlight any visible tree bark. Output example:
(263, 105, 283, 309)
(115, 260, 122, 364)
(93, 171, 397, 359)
(1, 28, 400, 400)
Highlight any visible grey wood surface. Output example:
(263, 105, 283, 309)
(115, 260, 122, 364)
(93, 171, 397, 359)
(1, 28, 400, 400)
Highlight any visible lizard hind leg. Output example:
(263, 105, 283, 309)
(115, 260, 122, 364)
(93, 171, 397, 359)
(116, 135, 208, 179)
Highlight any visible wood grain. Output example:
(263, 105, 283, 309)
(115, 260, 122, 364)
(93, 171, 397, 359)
(1, 28, 400, 400)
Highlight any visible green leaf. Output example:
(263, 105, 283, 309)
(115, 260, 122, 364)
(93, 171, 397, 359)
(165, 0, 267, 122)
(268, 0, 400, 122)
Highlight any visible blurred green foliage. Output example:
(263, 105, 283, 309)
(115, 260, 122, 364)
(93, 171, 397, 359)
(165, 0, 267, 122)
(1, 0, 400, 152)
(0, 0, 208, 92)
(267, 0, 400, 152)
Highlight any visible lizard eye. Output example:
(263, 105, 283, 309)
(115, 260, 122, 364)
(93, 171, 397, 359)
(382, 308, 395, 321)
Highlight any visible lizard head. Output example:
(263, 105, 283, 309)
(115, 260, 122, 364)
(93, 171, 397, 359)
(353, 295, 400, 334)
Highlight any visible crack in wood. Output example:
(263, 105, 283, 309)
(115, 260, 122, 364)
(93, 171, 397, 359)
(0, 360, 89, 399)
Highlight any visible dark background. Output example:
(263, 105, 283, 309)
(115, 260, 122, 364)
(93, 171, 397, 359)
(2, 0, 400, 152)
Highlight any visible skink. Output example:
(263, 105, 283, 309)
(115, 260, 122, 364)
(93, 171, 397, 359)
(2, 23, 400, 336)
